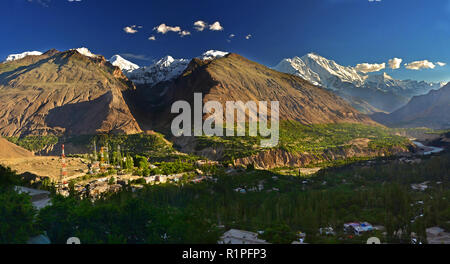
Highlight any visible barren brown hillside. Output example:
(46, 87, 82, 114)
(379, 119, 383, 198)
(0, 137, 34, 159)
(0, 49, 142, 136)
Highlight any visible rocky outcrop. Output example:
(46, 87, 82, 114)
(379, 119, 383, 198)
(234, 144, 410, 169)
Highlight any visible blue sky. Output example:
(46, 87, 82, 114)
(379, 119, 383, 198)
(1, 0, 449, 82)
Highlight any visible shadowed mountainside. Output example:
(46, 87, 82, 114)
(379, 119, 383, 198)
(372, 84, 450, 129)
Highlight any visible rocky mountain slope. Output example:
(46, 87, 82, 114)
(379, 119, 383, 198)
(274, 53, 444, 113)
(128, 53, 377, 131)
(371, 84, 450, 129)
(0, 48, 142, 136)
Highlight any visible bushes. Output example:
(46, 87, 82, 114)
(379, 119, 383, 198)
(0, 190, 39, 244)
(0, 165, 40, 244)
(37, 195, 221, 244)
(6, 135, 58, 152)
(152, 161, 194, 175)
(195, 122, 411, 161)
(91, 133, 173, 155)
(0, 166, 20, 187)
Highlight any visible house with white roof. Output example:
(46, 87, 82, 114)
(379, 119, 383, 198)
(218, 229, 270, 244)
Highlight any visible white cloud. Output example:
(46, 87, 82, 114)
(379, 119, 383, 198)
(436, 61, 447, 67)
(148, 35, 156, 41)
(354, 62, 386, 73)
(388, 58, 403, 70)
(123, 25, 138, 34)
(194, 21, 207, 31)
(179, 30, 191, 37)
(154, 24, 181, 34)
(245, 34, 252, 40)
(229, 34, 235, 38)
(405, 60, 436, 70)
(209, 21, 224, 31)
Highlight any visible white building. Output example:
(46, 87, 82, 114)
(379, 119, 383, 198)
(218, 229, 270, 244)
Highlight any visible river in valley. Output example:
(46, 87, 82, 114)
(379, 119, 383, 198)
(412, 141, 445, 155)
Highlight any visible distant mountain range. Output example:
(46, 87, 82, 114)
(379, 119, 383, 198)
(273, 53, 445, 113)
(126, 52, 375, 131)
(1, 48, 448, 136)
(106, 51, 445, 115)
(112, 50, 228, 88)
(372, 83, 450, 129)
(0, 48, 375, 137)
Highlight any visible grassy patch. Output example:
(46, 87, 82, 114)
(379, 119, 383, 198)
(195, 122, 411, 162)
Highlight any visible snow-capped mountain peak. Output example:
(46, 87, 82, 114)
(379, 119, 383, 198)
(274, 53, 443, 111)
(72, 47, 98, 58)
(126, 55, 189, 86)
(5, 51, 43, 62)
(155, 56, 176, 68)
(109, 55, 140, 72)
(300, 53, 366, 87)
(366, 72, 394, 83)
(274, 53, 365, 88)
(125, 50, 229, 87)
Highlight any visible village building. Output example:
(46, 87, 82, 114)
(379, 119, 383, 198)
(344, 222, 374, 235)
(218, 229, 270, 244)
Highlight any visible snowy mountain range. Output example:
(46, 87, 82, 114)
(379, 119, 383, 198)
(274, 53, 443, 95)
(4, 48, 444, 114)
(3, 48, 229, 88)
(110, 55, 140, 73)
(275, 53, 366, 88)
(114, 50, 229, 87)
(124, 55, 190, 86)
(5, 51, 43, 62)
(3, 47, 98, 62)
(274, 53, 444, 113)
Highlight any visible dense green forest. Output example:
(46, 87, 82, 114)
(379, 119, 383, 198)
(2, 152, 444, 244)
